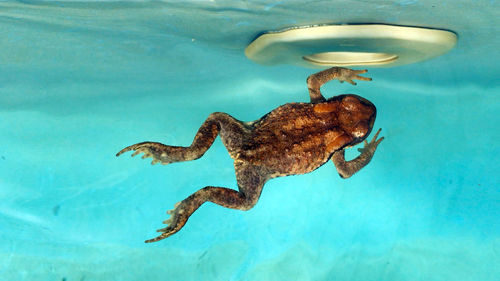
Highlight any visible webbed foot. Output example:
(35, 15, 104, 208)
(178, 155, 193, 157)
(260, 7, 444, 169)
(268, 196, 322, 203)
(116, 142, 175, 165)
(145, 201, 189, 243)
(338, 68, 372, 85)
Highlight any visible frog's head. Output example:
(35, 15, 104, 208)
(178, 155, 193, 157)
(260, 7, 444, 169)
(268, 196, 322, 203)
(337, 94, 376, 143)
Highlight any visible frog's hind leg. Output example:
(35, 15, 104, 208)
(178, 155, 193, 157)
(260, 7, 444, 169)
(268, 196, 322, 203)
(116, 112, 246, 165)
(145, 162, 267, 243)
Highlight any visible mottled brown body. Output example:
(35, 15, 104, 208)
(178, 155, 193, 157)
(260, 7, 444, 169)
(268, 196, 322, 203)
(117, 67, 384, 243)
(241, 95, 375, 177)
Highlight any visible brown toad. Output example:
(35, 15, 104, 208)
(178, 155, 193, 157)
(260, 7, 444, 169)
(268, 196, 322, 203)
(117, 67, 384, 243)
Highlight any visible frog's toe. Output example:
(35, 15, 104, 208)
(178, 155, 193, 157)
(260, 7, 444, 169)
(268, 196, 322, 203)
(145, 230, 175, 243)
(370, 128, 384, 146)
(353, 69, 368, 74)
(117, 142, 175, 165)
(162, 217, 173, 225)
(162, 203, 179, 225)
(354, 74, 372, 81)
(145, 202, 187, 243)
(141, 152, 152, 159)
(116, 145, 135, 157)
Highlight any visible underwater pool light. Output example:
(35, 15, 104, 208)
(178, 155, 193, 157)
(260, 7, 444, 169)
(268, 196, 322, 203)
(245, 24, 457, 68)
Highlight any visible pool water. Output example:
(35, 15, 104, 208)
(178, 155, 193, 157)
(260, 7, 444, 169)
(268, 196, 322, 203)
(0, 1, 498, 280)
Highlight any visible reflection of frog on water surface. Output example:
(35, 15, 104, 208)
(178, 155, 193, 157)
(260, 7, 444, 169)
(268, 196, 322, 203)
(117, 67, 384, 243)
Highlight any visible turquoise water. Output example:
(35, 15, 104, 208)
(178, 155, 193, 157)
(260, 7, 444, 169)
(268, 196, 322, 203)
(1, 1, 499, 280)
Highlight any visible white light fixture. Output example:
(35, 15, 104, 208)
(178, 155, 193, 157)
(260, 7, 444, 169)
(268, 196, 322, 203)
(245, 24, 457, 68)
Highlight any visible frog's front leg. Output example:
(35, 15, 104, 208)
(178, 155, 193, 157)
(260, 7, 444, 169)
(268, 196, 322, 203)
(331, 128, 384, 178)
(306, 67, 372, 103)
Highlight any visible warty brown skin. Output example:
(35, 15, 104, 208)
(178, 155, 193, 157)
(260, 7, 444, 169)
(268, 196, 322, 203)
(116, 67, 384, 243)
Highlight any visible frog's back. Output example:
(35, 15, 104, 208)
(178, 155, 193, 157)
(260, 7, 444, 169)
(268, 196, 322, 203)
(238, 102, 348, 177)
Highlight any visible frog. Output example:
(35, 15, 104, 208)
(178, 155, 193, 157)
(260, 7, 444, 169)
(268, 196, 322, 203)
(116, 67, 384, 243)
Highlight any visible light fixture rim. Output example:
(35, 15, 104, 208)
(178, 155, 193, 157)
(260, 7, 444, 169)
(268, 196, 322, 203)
(245, 24, 458, 68)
